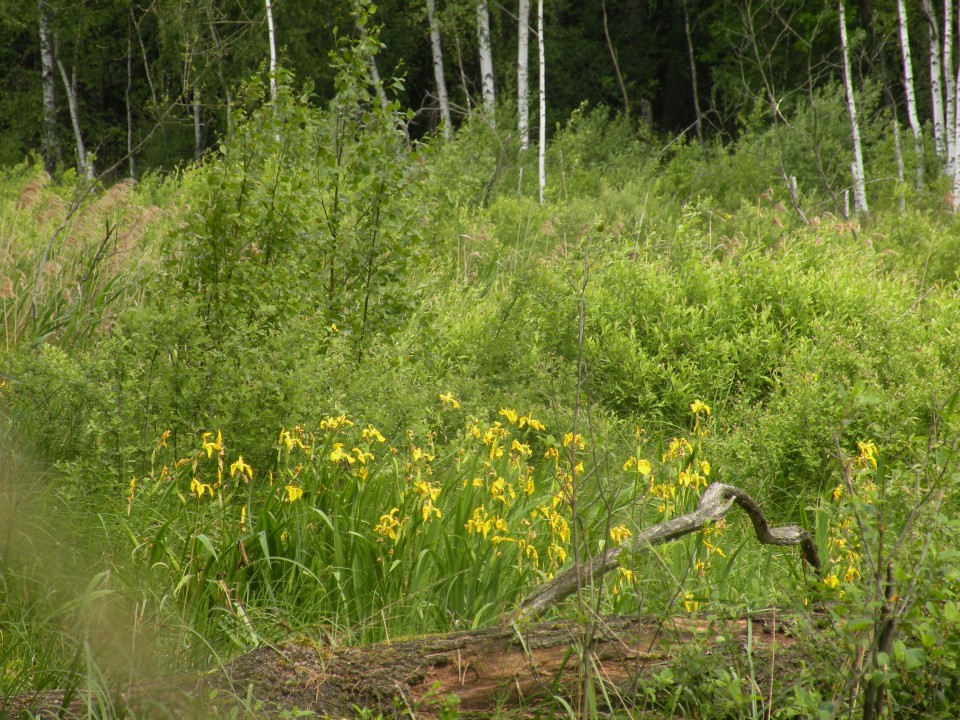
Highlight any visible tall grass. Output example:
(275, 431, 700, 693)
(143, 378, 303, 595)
(0, 426, 206, 717)
(0, 164, 166, 351)
(113, 398, 800, 658)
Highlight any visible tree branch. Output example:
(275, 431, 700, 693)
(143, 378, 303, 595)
(513, 482, 822, 622)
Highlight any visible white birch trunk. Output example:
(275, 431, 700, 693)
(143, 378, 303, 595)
(681, 0, 702, 143)
(453, 32, 472, 114)
(476, 0, 496, 127)
(133, 8, 158, 109)
(922, 0, 946, 160)
(953, 3, 960, 209)
(945, 0, 956, 174)
(839, 1, 868, 216)
(601, 0, 628, 114)
(518, 0, 530, 150)
(193, 86, 202, 159)
(426, 0, 453, 139)
(897, 0, 923, 187)
(367, 52, 389, 112)
(265, 0, 278, 103)
(127, 17, 136, 179)
(56, 57, 94, 180)
(892, 112, 905, 211)
(38, 0, 59, 173)
(537, 0, 545, 204)
(355, 18, 389, 112)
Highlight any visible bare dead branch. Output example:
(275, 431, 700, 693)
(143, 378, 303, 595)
(513, 482, 822, 622)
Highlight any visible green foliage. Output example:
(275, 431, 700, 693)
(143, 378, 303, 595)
(4, 26, 432, 476)
(4, 44, 960, 716)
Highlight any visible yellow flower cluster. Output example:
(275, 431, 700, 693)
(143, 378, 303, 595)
(319, 414, 354, 431)
(362, 426, 386, 443)
(230, 456, 253, 481)
(821, 439, 879, 593)
(439, 392, 461, 409)
(375, 508, 403, 541)
(456, 410, 571, 575)
(612, 566, 635, 596)
(855, 440, 878, 470)
(279, 425, 312, 453)
(609, 525, 633, 544)
(622, 456, 652, 475)
(690, 400, 711, 417)
(499, 408, 546, 432)
(466, 505, 509, 538)
(662, 437, 693, 463)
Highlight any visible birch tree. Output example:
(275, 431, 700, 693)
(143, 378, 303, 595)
(838, 0, 867, 216)
(193, 86, 203, 159)
(55, 40, 94, 180)
(265, 0, 278, 103)
(897, 0, 923, 187)
(601, 0, 628, 115)
(354, 12, 389, 112)
(954, 3, 960, 209)
(126, 13, 135, 178)
(518, 0, 530, 150)
(426, 0, 453, 139)
(538, 0, 545, 203)
(921, 0, 946, 160)
(476, 0, 496, 126)
(38, 0, 59, 174)
(945, 0, 956, 174)
(681, 0, 703, 143)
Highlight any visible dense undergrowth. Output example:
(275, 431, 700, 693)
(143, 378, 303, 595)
(3, 37, 960, 719)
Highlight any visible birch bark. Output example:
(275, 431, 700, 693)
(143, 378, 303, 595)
(38, 0, 59, 174)
(426, 0, 453, 139)
(476, 0, 496, 126)
(839, 1, 868, 216)
(193, 87, 202, 159)
(921, 0, 946, 160)
(56, 56, 94, 180)
(126, 15, 135, 178)
(681, 0, 702, 143)
(518, 0, 530, 150)
(537, 0, 545, 204)
(355, 17, 389, 112)
(265, 0, 278, 103)
(897, 0, 923, 187)
(953, 3, 960, 209)
(945, 0, 955, 174)
(601, 0, 628, 115)
(891, 113, 905, 211)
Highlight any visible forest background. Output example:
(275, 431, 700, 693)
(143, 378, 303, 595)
(3, 0, 960, 718)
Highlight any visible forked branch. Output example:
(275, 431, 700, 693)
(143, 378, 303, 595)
(513, 482, 822, 621)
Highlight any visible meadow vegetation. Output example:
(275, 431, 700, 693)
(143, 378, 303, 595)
(2, 44, 960, 719)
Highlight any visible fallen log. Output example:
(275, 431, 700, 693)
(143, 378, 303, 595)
(216, 612, 806, 717)
(2, 611, 814, 719)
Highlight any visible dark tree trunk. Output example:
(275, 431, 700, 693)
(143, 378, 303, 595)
(38, 0, 60, 174)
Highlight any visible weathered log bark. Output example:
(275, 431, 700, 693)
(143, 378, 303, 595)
(215, 613, 805, 717)
(515, 482, 822, 622)
(3, 612, 813, 719)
